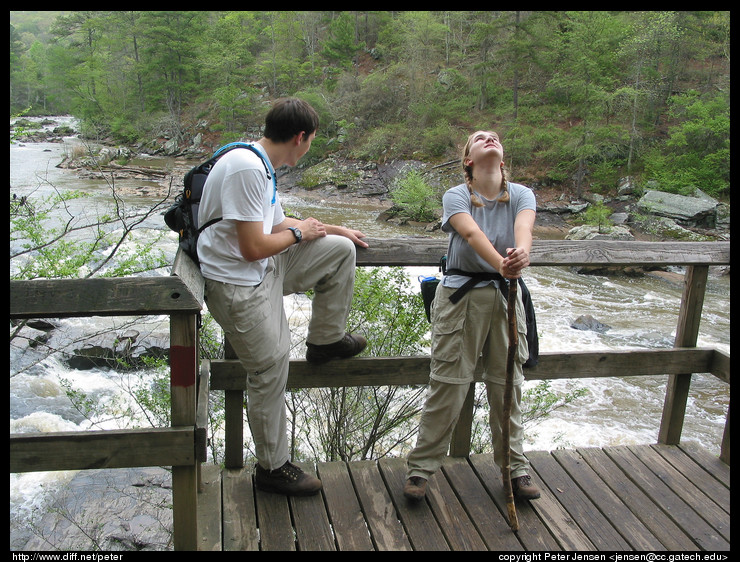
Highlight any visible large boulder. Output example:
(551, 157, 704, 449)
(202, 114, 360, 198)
(67, 329, 169, 370)
(637, 189, 718, 228)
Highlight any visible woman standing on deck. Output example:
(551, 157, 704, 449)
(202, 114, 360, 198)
(404, 130, 540, 502)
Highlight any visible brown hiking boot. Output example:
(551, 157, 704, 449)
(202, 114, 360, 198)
(511, 474, 540, 500)
(255, 461, 322, 496)
(306, 333, 367, 364)
(403, 476, 428, 501)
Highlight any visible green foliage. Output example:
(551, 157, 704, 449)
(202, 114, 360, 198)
(348, 266, 430, 357)
(10, 187, 169, 280)
(57, 266, 434, 463)
(469, 380, 588, 454)
(60, 367, 172, 430)
(322, 12, 363, 68)
(10, 10, 730, 198)
(11, 190, 95, 279)
(418, 120, 457, 159)
(295, 266, 432, 461)
(643, 91, 730, 197)
(521, 380, 588, 434)
(198, 314, 225, 361)
(297, 159, 359, 190)
(581, 202, 614, 233)
(389, 170, 439, 223)
(350, 124, 404, 161)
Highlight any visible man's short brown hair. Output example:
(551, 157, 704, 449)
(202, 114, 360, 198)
(264, 98, 319, 143)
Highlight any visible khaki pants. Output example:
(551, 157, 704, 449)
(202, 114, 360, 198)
(205, 235, 357, 470)
(407, 283, 531, 480)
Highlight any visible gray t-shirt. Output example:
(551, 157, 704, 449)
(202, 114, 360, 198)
(441, 182, 536, 289)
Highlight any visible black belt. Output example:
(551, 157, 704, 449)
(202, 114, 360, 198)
(444, 268, 506, 304)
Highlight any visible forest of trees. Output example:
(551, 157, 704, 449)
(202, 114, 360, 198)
(10, 11, 730, 198)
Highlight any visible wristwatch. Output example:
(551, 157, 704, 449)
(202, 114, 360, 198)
(287, 227, 302, 243)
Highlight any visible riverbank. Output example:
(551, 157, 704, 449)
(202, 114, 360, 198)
(11, 115, 729, 246)
(140, 148, 734, 286)
(76, 147, 735, 246)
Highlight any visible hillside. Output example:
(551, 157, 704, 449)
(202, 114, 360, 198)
(11, 11, 730, 203)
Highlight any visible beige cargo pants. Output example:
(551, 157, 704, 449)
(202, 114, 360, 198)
(407, 282, 531, 481)
(205, 235, 357, 470)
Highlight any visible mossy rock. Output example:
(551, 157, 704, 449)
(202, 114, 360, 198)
(297, 159, 361, 191)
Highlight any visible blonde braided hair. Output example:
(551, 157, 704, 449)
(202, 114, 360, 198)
(462, 132, 509, 206)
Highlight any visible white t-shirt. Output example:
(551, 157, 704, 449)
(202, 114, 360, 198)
(197, 145, 285, 286)
(441, 182, 536, 288)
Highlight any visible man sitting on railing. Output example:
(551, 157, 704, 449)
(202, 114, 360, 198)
(197, 98, 369, 496)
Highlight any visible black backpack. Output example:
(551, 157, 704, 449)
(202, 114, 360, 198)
(164, 142, 271, 266)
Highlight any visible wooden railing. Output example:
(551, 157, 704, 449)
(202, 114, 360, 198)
(10, 238, 730, 550)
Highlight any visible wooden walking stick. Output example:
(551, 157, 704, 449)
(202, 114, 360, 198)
(503, 278, 520, 531)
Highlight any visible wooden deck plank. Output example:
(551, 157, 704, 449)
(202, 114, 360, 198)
(196, 445, 730, 551)
(523, 459, 597, 550)
(603, 446, 729, 551)
(290, 494, 336, 551)
(317, 461, 372, 550)
(678, 442, 731, 488)
(577, 447, 697, 551)
(377, 457, 450, 550)
(254, 488, 295, 550)
(440, 456, 523, 551)
(468, 453, 561, 551)
(627, 445, 730, 541)
(425, 464, 488, 550)
(221, 467, 259, 551)
(651, 444, 730, 513)
(551, 449, 666, 551)
(347, 460, 413, 551)
(287, 462, 336, 551)
(195, 463, 222, 551)
(528, 450, 632, 551)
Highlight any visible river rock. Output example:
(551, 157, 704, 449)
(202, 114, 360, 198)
(67, 329, 168, 370)
(21, 467, 172, 551)
(565, 224, 635, 241)
(25, 319, 59, 331)
(637, 216, 714, 241)
(609, 212, 629, 225)
(617, 176, 639, 196)
(570, 314, 611, 333)
(163, 138, 179, 155)
(637, 189, 718, 228)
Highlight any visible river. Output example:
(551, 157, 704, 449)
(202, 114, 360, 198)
(10, 117, 730, 549)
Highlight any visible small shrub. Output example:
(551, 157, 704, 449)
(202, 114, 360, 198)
(582, 202, 613, 233)
(390, 170, 439, 223)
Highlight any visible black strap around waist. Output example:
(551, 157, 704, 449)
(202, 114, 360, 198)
(444, 268, 506, 304)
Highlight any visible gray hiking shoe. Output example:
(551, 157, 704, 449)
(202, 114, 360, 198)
(403, 476, 428, 501)
(306, 333, 367, 364)
(255, 461, 322, 496)
(511, 474, 540, 500)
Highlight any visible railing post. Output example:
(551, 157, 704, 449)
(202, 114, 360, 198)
(658, 265, 708, 445)
(170, 312, 199, 550)
(720, 404, 730, 465)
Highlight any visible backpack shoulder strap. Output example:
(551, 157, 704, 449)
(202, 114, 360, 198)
(213, 142, 272, 179)
(196, 142, 276, 233)
(213, 142, 276, 203)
